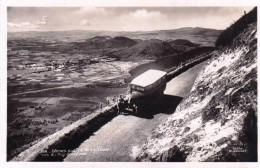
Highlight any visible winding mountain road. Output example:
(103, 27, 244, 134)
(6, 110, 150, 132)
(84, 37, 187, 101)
(64, 61, 207, 162)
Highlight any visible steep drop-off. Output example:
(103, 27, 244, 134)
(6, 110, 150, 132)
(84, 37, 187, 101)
(136, 21, 257, 162)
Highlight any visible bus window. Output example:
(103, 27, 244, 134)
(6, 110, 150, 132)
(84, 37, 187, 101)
(151, 84, 154, 89)
(157, 80, 160, 86)
(137, 86, 144, 91)
(147, 85, 152, 90)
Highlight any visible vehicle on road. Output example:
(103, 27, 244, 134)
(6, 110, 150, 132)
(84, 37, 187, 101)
(123, 69, 167, 114)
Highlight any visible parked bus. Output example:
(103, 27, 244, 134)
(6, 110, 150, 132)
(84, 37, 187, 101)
(125, 69, 167, 114)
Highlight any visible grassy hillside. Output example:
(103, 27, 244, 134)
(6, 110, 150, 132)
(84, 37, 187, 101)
(103, 36, 137, 48)
(215, 7, 257, 47)
(72, 36, 138, 54)
(72, 37, 202, 61)
(168, 39, 199, 52)
(109, 39, 179, 61)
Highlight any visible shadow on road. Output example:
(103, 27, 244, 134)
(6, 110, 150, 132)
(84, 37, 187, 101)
(123, 94, 183, 119)
(33, 94, 182, 162)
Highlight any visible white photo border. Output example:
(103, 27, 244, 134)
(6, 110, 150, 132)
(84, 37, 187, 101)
(1, 0, 260, 168)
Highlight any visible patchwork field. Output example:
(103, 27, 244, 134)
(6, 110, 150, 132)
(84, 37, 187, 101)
(7, 37, 149, 160)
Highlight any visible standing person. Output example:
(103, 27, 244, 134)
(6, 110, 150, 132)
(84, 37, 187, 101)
(106, 98, 110, 105)
(100, 102, 103, 109)
(116, 101, 121, 115)
(117, 95, 125, 115)
(112, 98, 115, 103)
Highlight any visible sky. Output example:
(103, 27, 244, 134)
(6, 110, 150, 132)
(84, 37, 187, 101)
(7, 7, 254, 32)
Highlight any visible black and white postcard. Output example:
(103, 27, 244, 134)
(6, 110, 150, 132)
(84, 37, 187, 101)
(1, 0, 259, 168)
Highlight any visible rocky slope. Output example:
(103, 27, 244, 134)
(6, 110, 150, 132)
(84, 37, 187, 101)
(216, 7, 257, 47)
(136, 21, 257, 162)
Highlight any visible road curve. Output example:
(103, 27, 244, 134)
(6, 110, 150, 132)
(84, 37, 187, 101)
(64, 61, 207, 162)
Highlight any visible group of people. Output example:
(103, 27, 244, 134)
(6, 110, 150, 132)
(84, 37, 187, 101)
(99, 94, 136, 115)
(99, 97, 116, 109)
(116, 95, 137, 115)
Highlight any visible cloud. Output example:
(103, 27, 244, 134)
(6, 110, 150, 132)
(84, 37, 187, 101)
(131, 9, 165, 19)
(7, 15, 48, 31)
(113, 9, 168, 31)
(7, 7, 254, 32)
(74, 7, 106, 16)
(36, 15, 47, 25)
(7, 22, 20, 28)
(80, 19, 90, 26)
(8, 22, 37, 28)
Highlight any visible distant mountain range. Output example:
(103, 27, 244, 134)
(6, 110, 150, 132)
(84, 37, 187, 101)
(8, 27, 223, 62)
(8, 27, 222, 46)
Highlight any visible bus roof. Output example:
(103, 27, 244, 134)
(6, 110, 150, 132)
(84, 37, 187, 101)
(130, 69, 167, 87)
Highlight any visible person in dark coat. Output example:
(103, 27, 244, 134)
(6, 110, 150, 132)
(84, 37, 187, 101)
(117, 95, 125, 115)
